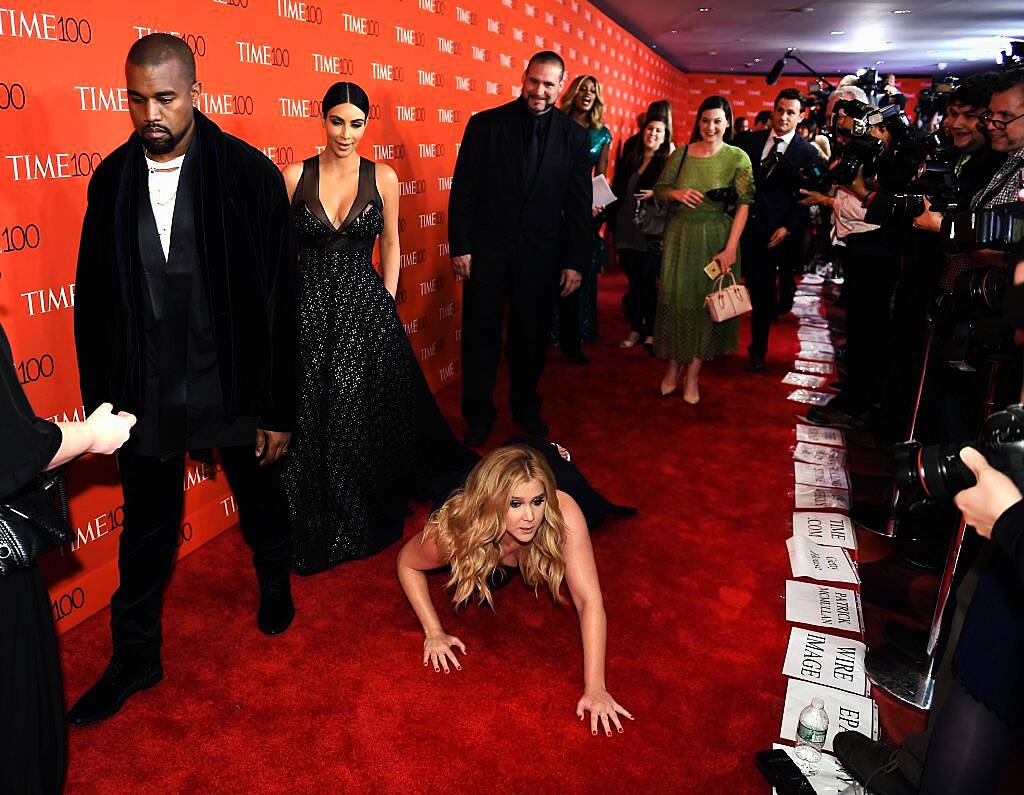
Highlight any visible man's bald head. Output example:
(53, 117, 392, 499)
(127, 33, 196, 84)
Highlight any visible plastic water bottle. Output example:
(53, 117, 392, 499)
(794, 697, 829, 775)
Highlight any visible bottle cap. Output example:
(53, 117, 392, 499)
(811, 697, 825, 709)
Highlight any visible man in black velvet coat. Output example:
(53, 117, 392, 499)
(449, 51, 592, 446)
(69, 34, 296, 725)
(734, 88, 820, 371)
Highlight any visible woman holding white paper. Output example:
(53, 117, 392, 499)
(552, 74, 613, 361)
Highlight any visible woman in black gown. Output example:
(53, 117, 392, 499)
(0, 320, 135, 793)
(282, 82, 475, 575)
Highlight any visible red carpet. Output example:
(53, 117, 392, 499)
(61, 274, 821, 793)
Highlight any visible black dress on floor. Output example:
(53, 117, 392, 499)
(284, 156, 475, 575)
(0, 322, 65, 795)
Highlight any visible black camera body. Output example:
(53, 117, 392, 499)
(895, 404, 1024, 502)
(945, 202, 1024, 252)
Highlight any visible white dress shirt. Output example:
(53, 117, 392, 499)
(760, 129, 797, 162)
(145, 152, 186, 259)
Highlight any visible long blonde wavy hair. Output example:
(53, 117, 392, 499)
(426, 446, 568, 608)
(559, 74, 605, 129)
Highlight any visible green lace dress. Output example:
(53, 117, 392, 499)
(653, 144, 754, 362)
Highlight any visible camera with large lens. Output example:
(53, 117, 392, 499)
(762, 154, 833, 196)
(880, 104, 960, 217)
(945, 201, 1024, 252)
(828, 135, 886, 184)
(894, 404, 1024, 502)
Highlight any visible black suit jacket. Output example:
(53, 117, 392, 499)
(448, 100, 593, 282)
(74, 111, 297, 431)
(734, 130, 819, 233)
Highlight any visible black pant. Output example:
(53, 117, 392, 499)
(557, 287, 582, 357)
(111, 445, 291, 665)
(840, 232, 901, 410)
(619, 248, 659, 337)
(742, 219, 797, 358)
(461, 269, 555, 429)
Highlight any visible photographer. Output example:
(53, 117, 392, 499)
(800, 89, 904, 431)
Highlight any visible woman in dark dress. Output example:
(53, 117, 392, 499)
(282, 82, 474, 575)
(0, 321, 135, 794)
(608, 112, 672, 353)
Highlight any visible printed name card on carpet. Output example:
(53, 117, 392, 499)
(782, 628, 868, 695)
(796, 350, 834, 363)
(796, 424, 845, 447)
(794, 360, 834, 375)
(795, 462, 850, 491)
(797, 328, 832, 342)
(771, 744, 859, 795)
(792, 512, 857, 550)
(794, 442, 848, 468)
(794, 484, 851, 510)
(781, 679, 877, 752)
(787, 536, 859, 585)
(785, 581, 862, 633)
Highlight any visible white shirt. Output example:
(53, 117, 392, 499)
(760, 129, 797, 161)
(145, 152, 186, 259)
(831, 188, 879, 243)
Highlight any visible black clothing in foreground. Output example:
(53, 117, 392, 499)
(112, 446, 291, 664)
(0, 322, 65, 795)
(284, 157, 475, 574)
(73, 113, 295, 669)
(449, 99, 592, 429)
(74, 110, 296, 432)
(733, 130, 819, 357)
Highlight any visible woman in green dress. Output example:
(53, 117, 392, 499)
(653, 95, 754, 402)
(553, 74, 613, 363)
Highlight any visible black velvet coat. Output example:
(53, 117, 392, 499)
(74, 111, 296, 431)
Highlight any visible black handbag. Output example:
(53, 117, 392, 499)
(631, 145, 688, 240)
(0, 471, 71, 576)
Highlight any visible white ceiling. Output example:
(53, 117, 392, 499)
(590, 0, 1023, 76)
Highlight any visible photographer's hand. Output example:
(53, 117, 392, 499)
(798, 189, 832, 208)
(767, 227, 789, 249)
(913, 197, 943, 233)
(954, 447, 1023, 539)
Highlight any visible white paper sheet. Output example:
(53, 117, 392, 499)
(785, 580, 863, 633)
(781, 679, 876, 752)
(591, 174, 616, 208)
(796, 424, 845, 447)
(787, 536, 859, 584)
(782, 628, 868, 695)
(794, 462, 850, 490)
(794, 484, 851, 510)
(793, 512, 857, 549)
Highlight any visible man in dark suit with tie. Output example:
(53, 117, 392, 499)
(449, 51, 592, 446)
(734, 88, 820, 371)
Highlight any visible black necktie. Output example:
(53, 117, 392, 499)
(525, 117, 541, 185)
(763, 136, 784, 165)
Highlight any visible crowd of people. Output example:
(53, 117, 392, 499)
(3, 30, 1023, 794)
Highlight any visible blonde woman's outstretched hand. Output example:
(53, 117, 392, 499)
(423, 631, 466, 674)
(576, 689, 633, 736)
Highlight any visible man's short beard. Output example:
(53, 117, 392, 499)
(140, 132, 180, 155)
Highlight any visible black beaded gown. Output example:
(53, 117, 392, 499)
(285, 156, 475, 575)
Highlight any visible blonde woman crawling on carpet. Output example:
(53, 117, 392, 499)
(397, 440, 635, 736)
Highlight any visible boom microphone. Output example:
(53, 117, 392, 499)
(766, 50, 792, 85)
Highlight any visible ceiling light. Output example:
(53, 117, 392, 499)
(926, 50, 936, 54)
(753, 58, 761, 62)
(830, 30, 845, 35)
(698, 7, 712, 12)
(937, 62, 948, 69)
(892, 9, 911, 14)
(875, 60, 885, 64)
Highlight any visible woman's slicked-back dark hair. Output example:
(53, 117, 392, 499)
(321, 82, 371, 118)
(690, 95, 734, 143)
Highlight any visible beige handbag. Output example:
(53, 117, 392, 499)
(705, 271, 752, 322)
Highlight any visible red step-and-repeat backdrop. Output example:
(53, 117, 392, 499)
(0, 0, 930, 636)
(1, 0, 693, 635)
